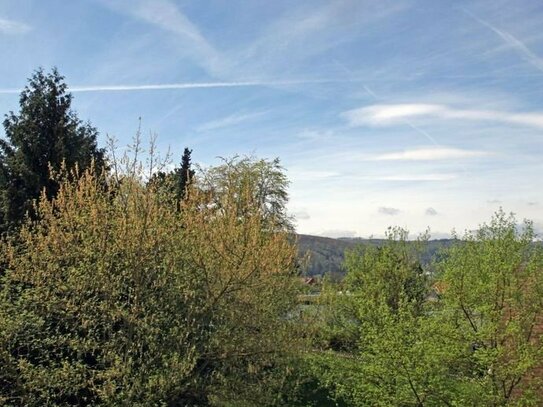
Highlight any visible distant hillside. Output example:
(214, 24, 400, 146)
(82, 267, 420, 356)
(296, 234, 357, 278)
(297, 234, 457, 278)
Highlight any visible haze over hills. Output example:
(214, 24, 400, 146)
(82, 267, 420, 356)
(297, 234, 457, 277)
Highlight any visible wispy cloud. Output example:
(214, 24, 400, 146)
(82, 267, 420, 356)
(462, 8, 543, 73)
(343, 103, 543, 129)
(196, 111, 267, 132)
(345, 104, 442, 125)
(405, 121, 440, 146)
(369, 147, 492, 161)
(0, 18, 31, 35)
(290, 170, 340, 181)
(98, 0, 222, 74)
(379, 207, 400, 216)
(97, 0, 406, 85)
(290, 167, 458, 182)
(234, 0, 407, 78)
(363, 174, 458, 181)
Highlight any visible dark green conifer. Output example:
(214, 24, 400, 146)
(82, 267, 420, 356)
(175, 147, 195, 201)
(0, 68, 105, 232)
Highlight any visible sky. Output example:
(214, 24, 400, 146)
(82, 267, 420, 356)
(0, 0, 542, 238)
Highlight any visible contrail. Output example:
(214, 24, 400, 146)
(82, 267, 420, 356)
(461, 8, 543, 73)
(0, 78, 356, 95)
(332, 59, 380, 99)
(362, 85, 378, 99)
(361, 84, 441, 146)
(406, 121, 440, 146)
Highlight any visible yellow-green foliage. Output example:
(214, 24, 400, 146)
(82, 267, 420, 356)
(439, 211, 543, 406)
(310, 215, 543, 406)
(0, 158, 301, 406)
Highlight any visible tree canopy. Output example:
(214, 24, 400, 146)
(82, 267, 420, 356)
(201, 156, 292, 232)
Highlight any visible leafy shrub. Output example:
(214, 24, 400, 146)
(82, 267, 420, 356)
(0, 155, 302, 406)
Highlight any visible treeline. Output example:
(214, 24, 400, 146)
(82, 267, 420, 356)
(0, 69, 542, 406)
(297, 235, 456, 278)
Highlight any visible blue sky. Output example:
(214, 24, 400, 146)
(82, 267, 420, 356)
(0, 0, 542, 238)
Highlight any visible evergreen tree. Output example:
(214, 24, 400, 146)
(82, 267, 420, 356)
(0, 68, 105, 233)
(174, 147, 195, 201)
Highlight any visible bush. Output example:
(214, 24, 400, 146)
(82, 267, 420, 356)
(0, 155, 303, 406)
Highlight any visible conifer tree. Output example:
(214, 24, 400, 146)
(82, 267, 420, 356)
(0, 68, 105, 233)
(175, 147, 195, 201)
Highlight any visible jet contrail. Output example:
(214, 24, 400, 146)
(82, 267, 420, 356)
(406, 121, 440, 146)
(461, 8, 543, 73)
(0, 78, 355, 95)
(359, 84, 441, 146)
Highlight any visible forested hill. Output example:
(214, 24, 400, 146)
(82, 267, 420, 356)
(297, 234, 457, 278)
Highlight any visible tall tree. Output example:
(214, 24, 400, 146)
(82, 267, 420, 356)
(175, 147, 195, 201)
(310, 229, 458, 406)
(0, 68, 105, 232)
(202, 156, 293, 231)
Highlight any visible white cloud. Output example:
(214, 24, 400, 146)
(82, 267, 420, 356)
(292, 210, 311, 221)
(0, 80, 330, 95)
(296, 129, 337, 141)
(232, 0, 407, 79)
(0, 18, 31, 35)
(290, 170, 340, 181)
(289, 166, 457, 182)
(345, 104, 442, 126)
(343, 103, 543, 129)
(370, 147, 492, 161)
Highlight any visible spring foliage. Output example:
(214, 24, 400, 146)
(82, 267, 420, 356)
(2, 68, 542, 407)
(311, 214, 543, 406)
(0, 154, 302, 406)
